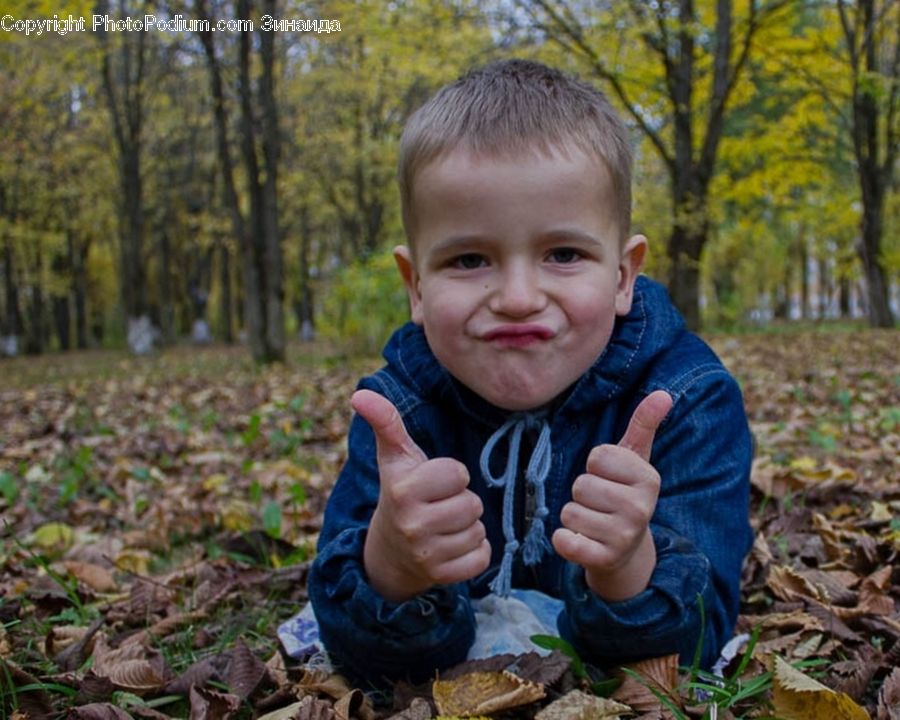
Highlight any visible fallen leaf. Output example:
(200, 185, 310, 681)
(67, 703, 135, 719)
(225, 636, 266, 699)
(535, 689, 631, 719)
(256, 696, 335, 720)
(189, 683, 241, 720)
(877, 667, 900, 720)
(432, 671, 545, 716)
(772, 655, 870, 720)
(63, 560, 118, 593)
(30, 522, 75, 553)
(612, 654, 679, 715)
(92, 634, 171, 694)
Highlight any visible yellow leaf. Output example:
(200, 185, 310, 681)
(433, 671, 545, 717)
(114, 549, 151, 575)
(789, 456, 818, 472)
(772, 656, 870, 720)
(30, 522, 75, 553)
(202, 473, 228, 492)
(870, 501, 892, 522)
(221, 500, 255, 532)
(535, 689, 631, 719)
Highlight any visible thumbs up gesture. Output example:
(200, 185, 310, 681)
(552, 391, 673, 602)
(352, 390, 492, 603)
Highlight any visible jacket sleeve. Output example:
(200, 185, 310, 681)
(307, 398, 476, 688)
(558, 367, 752, 669)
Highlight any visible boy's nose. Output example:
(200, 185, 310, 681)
(489, 265, 547, 317)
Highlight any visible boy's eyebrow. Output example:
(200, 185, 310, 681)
(428, 229, 606, 256)
(541, 228, 605, 246)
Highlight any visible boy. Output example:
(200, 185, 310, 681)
(306, 59, 752, 688)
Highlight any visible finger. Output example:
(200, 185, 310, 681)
(426, 488, 483, 531)
(416, 521, 487, 565)
(617, 390, 673, 462)
(430, 538, 492, 586)
(352, 389, 427, 466)
(552, 527, 616, 570)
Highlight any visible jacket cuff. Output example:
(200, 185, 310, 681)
(309, 527, 475, 685)
(558, 525, 713, 665)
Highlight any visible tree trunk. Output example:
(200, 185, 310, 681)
(259, 0, 285, 361)
(667, 222, 704, 331)
(840, 0, 897, 327)
(800, 240, 810, 320)
(2, 236, 23, 338)
(97, 0, 150, 339)
(52, 244, 71, 350)
(297, 203, 315, 342)
(839, 275, 851, 317)
(858, 205, 893, 326)
(25, 241, 44, 355)
(158, 228, 175, 345)
(237, 0, 267, 362)
(218, 236, 234, 343)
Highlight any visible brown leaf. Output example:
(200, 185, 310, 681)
(165, 656, 221, 695)
(384, 697, 433, 720)
(768, 565, 827, 603)
(74, 671, 116, 705)
(877, 667, 900, 720)
(53, 617, 104, 672)
(225, 637, 267, 699)
(507, 650, 571, 687)
(5, 664, 54, 720)
(296, 668, 352, 700)
(612, 655, 679, 716)
(91, 634, 170, 694)
(333, 688, 375, 720)
(856, 565, 895, 615)
(534, 689, 631, 720)
(432, 670, 545, 716)
(189, 684, 241, 720)
(257, 696, 335, 720)
(63, 561, 118, 593)
(66, 703, 134, 720)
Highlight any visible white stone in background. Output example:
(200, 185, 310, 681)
(191, 319, 212, 344)
(127, 315, 159, 355)
(0, 335, 18, 357)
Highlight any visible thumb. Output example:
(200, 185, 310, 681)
(352, 389, 427, 468)
(617, 390, 673, 462)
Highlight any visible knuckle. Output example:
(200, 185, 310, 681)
(571, 475, 593, 504)
(467, 492, 484, 518)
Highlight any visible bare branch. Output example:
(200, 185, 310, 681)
(530, 0, 675, 171)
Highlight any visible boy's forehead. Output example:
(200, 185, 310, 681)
(407, 145, 622, 253)
(411, 142, 615, 210)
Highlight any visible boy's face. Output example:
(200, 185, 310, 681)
(395, 145, 646, 412)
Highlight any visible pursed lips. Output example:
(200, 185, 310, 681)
(481, 324, 555, 348)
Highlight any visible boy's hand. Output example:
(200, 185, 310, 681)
(552, 391, 673, 601)
(352, 389, 491, 603)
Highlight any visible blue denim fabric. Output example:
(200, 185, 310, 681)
(307, 277, 753, 688)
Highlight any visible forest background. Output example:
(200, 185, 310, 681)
(0, 0, 898, 364)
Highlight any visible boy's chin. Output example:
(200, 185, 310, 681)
(473, 382, 568, 413)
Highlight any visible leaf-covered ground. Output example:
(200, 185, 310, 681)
(1, 328, 898, 720)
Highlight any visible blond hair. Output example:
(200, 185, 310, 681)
(398, 59, 633, 245)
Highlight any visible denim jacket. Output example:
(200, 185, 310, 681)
(308, 277, 752, 687)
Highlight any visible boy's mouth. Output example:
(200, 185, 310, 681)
(482, 324, 554, 348)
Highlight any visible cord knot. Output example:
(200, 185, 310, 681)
(480, 413, 553, 596)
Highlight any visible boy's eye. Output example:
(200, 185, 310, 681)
(452, 253, 488, 269)
(548, 247, 581, 263)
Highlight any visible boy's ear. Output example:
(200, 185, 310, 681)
(393, 245, 424, 325)
(615, 234, 648, 316)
